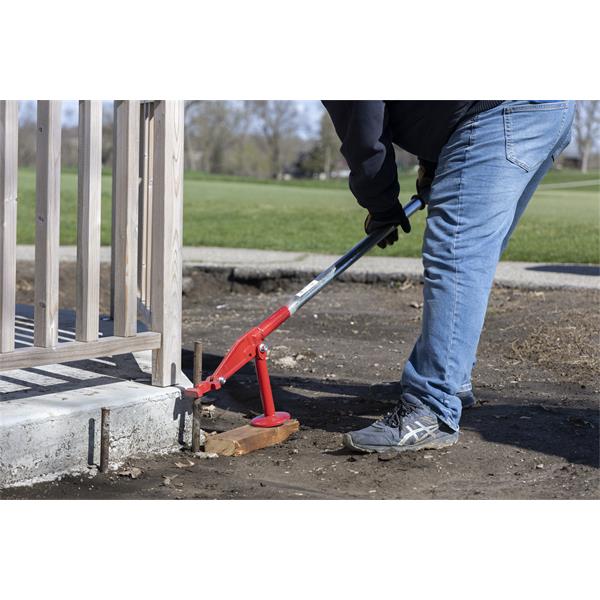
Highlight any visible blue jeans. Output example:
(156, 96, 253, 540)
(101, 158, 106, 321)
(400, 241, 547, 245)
(401, 100, 575, 431)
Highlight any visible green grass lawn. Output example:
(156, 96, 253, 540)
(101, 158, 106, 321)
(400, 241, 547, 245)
(15, 167, 600, 264)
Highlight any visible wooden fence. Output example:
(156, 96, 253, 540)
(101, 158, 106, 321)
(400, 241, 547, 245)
(0, 100, 184, 387)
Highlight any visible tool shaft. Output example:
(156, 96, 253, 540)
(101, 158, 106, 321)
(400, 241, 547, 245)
(187, 195, 425, 405)
(287, 195, 424, 314)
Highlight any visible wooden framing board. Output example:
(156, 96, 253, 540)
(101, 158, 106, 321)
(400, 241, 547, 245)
(137, 102, 155, 315)
(204, 419, 300, 456)
(0, 331, 161, 372)
(0, 101, 19, 353)
(34, 101, 62, 348)
(75, 100, 102, 342)
(112, 100, 140, 338)
(150, 101, 184, 387)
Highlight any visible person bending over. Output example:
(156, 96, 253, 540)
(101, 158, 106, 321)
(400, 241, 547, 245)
(322, 100, 574, 453)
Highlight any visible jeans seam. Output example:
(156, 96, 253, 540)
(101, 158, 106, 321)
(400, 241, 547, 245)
(507, 101, 567, 113)
(550, 110, 568, 163)
(443, 116, 477, 392)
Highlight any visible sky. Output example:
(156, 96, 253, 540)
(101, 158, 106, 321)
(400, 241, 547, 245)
(295, 100, 325, 138)
(16, 100, 582, 155)
(18, 100, 326, 139)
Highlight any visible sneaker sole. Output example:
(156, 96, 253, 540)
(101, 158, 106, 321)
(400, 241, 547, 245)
(343, 432, 459, 454)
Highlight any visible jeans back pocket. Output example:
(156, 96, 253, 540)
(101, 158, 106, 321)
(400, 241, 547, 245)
(503, 101, 569, 172)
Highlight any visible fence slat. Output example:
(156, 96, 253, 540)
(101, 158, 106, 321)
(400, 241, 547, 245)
(76, 101, 102, 342)
(137, 103, 148, 306)
(151, 101, 184, 386)
(0, 101, 19, 353)
(34, 101, 62, 348)
(137, 102, 154, 313)
(112, 100, 140, 337)
(0, 330, 161, 372)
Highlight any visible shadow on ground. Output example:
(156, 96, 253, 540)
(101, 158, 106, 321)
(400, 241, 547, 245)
(184, 350, 600, 470)
(526, 264, 600, 276)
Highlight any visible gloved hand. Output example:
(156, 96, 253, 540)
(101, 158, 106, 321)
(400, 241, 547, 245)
(416, 159, 437, 201)
(364, 202, 411, 249)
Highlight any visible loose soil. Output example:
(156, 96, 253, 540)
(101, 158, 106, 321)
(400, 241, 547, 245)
(2, 264, 599, 499)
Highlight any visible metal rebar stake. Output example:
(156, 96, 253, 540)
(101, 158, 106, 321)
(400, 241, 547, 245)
(100, 407, 110, 472)
(191, 341, 203, 452)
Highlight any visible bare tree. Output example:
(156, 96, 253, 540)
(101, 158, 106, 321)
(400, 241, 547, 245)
(185, 101, 250, 173)
(319, 111, 340, 177)
(184, 101, 201, 171)
(573, 100, 600, 173)
(250, 101, 299, 178)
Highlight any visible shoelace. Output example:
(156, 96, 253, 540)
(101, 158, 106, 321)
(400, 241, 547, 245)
(382, 400, 415, 429)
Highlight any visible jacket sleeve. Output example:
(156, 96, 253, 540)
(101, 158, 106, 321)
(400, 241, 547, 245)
(322, 100, 399, 215)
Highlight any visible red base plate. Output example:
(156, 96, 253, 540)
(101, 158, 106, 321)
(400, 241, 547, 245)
(251, 411, 291, 428)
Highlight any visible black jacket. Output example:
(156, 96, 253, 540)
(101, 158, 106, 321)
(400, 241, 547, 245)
(322, 100, 501, 215)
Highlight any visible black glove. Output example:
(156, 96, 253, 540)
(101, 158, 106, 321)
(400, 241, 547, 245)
(364, 202, 411, 249)
(416, 159, 437, 200)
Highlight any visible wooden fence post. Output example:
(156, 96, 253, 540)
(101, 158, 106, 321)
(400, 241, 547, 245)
(76, 100, 102, 342)
(151, 101, 184, 387)
(112, 100, 140, 338)
(0, 101, 19, 353)
(34, 101, 62, 348)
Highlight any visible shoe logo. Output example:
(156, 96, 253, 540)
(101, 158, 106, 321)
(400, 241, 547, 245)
(398, 420, 439, 445)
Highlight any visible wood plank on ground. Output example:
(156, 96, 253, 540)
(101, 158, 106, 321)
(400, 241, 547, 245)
(204, 419, 300, 456)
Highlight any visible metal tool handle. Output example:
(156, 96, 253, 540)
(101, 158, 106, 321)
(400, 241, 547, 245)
(286, 195, 426, 314)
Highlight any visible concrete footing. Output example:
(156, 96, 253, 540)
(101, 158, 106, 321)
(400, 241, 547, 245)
(0, 307, 192, 489)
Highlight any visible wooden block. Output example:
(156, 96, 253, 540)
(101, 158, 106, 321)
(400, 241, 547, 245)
(205, 419, 300, 457)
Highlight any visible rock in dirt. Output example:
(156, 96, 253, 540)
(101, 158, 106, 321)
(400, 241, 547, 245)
(117, 467, 143, 479)
(378, 452, 397, 461)
(194, 451, 219, 459)
(201, 404, 216, 418)
(274, 356, 298, 369)
(182, 276, 194, 295)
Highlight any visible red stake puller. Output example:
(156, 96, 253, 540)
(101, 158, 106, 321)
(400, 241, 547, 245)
(186, 196, 425, 427)
(189, 306, 292, 427)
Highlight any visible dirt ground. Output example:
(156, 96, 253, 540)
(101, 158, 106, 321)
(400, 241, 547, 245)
(2, 264, 599, 499)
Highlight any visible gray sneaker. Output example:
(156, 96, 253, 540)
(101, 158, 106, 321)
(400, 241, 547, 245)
(343, 397, 459, 454)
(369, 381, 478, 409)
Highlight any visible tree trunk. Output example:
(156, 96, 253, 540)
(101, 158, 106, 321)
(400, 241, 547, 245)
(324, 146, 331, 178)
(581, 141, 591, 173)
